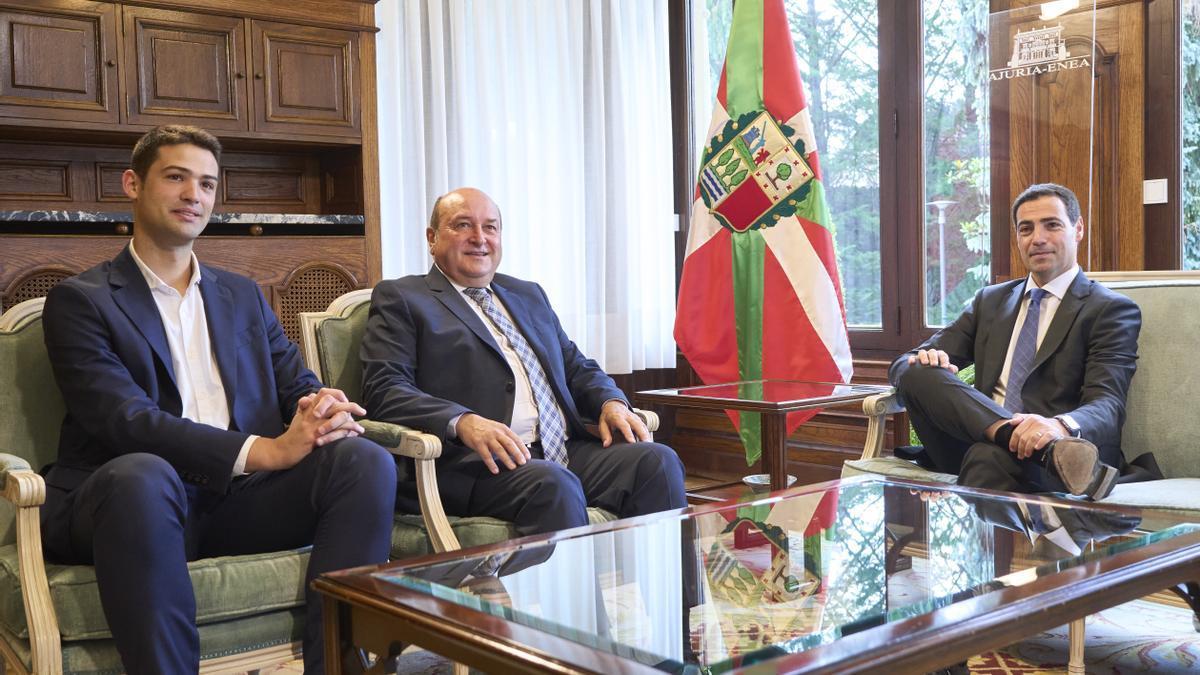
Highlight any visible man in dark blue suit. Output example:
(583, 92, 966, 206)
(890, 183, 1141, 501)
(360, 187, 686, 535)
(40, 125, 396, 674)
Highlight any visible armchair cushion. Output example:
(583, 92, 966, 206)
(841, 457, 958, 485)
(1101, 479, 1200, 530)
(0, 545, 309, 641)
(0, 606, 304, 675)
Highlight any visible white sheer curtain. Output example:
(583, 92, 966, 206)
(374, 0, 677, 374)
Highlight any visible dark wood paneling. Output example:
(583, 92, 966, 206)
(251, 20, 359, 138)
(1144, 0, 1180, 269)
(0, 0, 118, 124)
(122, 6, 249, 129)
(320, 146, 363, 213)
(0, 160, 72, 200)
(95, 162, 127, 201)
(219, 150, 319, 211)
(0, 141, 336, 214)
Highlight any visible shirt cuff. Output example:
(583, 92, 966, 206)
(233, 435, 259, 476)
(447, 414, 465, 439)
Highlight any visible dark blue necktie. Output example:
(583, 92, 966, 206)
(1003, 288, 1048, 413)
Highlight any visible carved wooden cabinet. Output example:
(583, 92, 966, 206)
(0, 0, 119, 124)
(252, 20, 360, 137)
(122, 6, 248, 129)
(0, 0, 382, 342)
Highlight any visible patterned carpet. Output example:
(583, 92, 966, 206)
(966, 598, 1200, 674)
(375, 598, 1200, 674)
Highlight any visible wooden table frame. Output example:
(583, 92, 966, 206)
(635, 380, 892, 491)
(315, 477, 1200, 674)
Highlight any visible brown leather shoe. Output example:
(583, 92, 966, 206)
(1048, 437, 1118, 500)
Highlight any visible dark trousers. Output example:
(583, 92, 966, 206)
(40, 437, 397, 675)
(409, 439, 687, 536)
(896, 363, 1065, 493)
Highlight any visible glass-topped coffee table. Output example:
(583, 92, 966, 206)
(635, 380, 892, 491)
(315, 475, 1200, 674)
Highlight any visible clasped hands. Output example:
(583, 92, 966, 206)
(908, 349, 1070, 459)
(456, 400, 651, 475)
(246, 388, 365, 471)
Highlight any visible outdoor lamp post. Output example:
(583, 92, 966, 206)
(927, 199, 958, 326)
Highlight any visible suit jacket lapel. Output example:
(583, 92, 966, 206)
(425, 267, 505, 359)
(491, 280, 552, 368)
(109, 247, 177, 387)
(1032, 270, 1090, 371)
(978, 280, 1026, 395)
(199, 268, 240, 415)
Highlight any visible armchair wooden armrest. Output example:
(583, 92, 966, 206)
(860, 389, 903, 461)
(634, 408, 660, 433)
(358, 420, 462, 553)
(0, 452, 61, 674)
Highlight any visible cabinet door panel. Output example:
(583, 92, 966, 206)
(0, 0, 117, 123)
(122, 7, 248, 130)
(251, 20, 359, 138)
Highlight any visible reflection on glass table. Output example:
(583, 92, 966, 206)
(345, 476, 1199, 674)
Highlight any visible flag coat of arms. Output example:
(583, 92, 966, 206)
(675, 0, 853, 464)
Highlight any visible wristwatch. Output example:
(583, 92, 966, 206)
(1054, 414, 1082, 438)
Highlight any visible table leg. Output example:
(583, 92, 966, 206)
(1068, 617, 1086, 674)
(324, 595, 343, 675)
(763, 412, 787, 491)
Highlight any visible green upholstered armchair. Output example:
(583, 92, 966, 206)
(298, 289, 659, 557)
(0, 298, 306, 675)
(841, 272, 1200, 668)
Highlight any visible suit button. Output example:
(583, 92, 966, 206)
(505, 381, 514, 392)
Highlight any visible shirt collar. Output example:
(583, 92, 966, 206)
(129, 239, 202, 295)
(435, 263, 490, 295)
(1026, 264, 1078, 301)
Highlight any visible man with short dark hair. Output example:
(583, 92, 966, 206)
(890, 182, 1141, 504)
(41, 124, 395, 674)
(360, 187, 687, 535)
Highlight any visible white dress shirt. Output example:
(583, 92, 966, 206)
(992, 264, 1079, 406)
(440, 268, 565, 444)
(129, 242, 257, 475)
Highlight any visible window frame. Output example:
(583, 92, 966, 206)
(670, 0, 1184, 364)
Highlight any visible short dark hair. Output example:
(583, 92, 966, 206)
(131, 125, 222, 178)
(1011, 183, 1081, 227)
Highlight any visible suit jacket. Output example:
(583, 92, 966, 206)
(889, 270, 1141, 460)
(359, 266, 628, 470)
(41, 246, 320, 495)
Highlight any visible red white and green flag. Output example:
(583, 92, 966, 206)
(675, 0, 853, 465)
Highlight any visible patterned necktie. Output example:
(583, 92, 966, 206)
(1003, 288, 1048, 413)
(462, 287, 569, 465)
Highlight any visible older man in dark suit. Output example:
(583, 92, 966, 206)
(41, 125, 395, 674)
(890, 183, 1141, 502)
(360, 187, 687, 535)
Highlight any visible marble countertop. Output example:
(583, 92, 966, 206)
(0, 210, 364, 225)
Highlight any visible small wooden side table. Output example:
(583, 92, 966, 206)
(635, 379, 892, 491)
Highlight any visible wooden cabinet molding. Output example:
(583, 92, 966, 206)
(119, 0, 377, 33)
(122, 6, 248, 129)
(0, 0, 366, 142)
(252, 20, 360, 137)
(0, 0, 119, 124)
